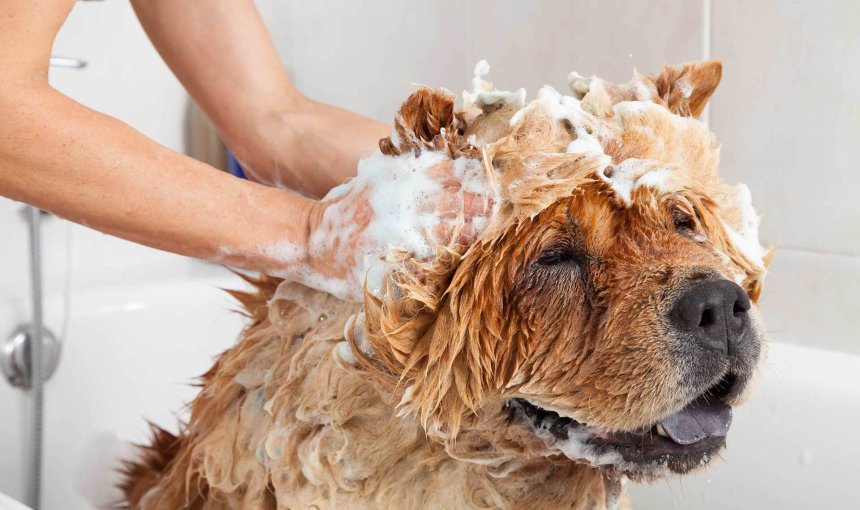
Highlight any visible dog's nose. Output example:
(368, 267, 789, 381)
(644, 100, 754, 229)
(671, 279, 751, 354)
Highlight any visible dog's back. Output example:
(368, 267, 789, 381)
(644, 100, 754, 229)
(120, 277, 438, 509)
(119, 275, 276, 508)
(119, 275, 321, 509)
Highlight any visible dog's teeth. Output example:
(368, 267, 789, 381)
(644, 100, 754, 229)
(655, 424, 669, 438)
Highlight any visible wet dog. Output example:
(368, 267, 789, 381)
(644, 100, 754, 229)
(121, 60, 768, 509)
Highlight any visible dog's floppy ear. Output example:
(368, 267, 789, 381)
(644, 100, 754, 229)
(655, 60, 722, 118)
(355, 242, 512, 436)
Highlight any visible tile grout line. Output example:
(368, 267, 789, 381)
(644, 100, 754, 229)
(701, 0, 712, 126)
(772, 245, 860, 259)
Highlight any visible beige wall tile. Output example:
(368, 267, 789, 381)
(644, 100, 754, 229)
(710, 0, 860, 254)
(758, 248, 860, 355)
(469, 0, 704, 99)
(283, 1, 472, 122)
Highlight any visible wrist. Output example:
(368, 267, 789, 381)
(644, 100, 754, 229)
(222, 184, 322, 276)
(228, 96, 316, 189)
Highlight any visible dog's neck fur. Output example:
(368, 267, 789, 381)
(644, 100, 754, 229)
(135, 280, 623, 510)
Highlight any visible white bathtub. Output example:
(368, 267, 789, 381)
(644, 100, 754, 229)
(2, 265, 858, 509)
(42, 272, 247, 509)
(0, 268, 246, 509)
(632, 341, 860, 508)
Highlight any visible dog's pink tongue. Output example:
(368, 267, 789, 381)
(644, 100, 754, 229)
(658, 398, 732, 445)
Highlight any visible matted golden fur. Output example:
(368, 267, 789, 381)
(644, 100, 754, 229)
(120, 61, 768, 510)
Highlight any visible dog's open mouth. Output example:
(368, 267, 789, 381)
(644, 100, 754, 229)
(506, 374, 737, 476)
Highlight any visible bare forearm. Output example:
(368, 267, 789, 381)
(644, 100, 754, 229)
(0, 0, 474, 304)
(0, 84, 316, 272)
(130, 0, 304, 153)
(132, 0, 388, 196)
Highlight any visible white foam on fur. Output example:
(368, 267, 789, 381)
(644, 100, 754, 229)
(721, 184, 766, 268)
(463, 60, 526, 112)
(509, 85, 613, 167)
(613, 100, 702, 131)
(596, 159, 675, 205)
(676, 76, 693, 98)
(534, 424, 623, 468)
(634, 166, 675, 193)
(334, 341, 357, 366)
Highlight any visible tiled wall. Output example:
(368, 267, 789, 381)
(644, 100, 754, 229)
(708, 0, 860, 355)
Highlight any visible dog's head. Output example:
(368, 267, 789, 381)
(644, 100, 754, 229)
(350, 61, 768, 481)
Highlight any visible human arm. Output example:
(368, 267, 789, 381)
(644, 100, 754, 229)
(130, 0, 389, 197)
(0, 0, 493, 302)
(0, 0, 318, 274)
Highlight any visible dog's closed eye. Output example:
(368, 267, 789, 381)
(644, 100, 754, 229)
(537, 247, 582, 266)
(672, 209, 697, 234)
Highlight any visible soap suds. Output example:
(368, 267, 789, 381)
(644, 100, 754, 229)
(633, 166, 675, 194)
(534, 422, 622, 469)
(515, 398, 627, 468)
(221, 61, 756, 309)
(721, 184, 766, 268)
(333, 341, 357, 366)
(567, 71, 592, 99)
(510, 85, 610, 164)
(566, 128, 604, 155)
(260, 239, 305, 266)
(285, 150, 494, 302)
(632, 77, 655, 101)
(321, 180, 353, 201)
(308, 150, 447, 300)
(676, 76, 693, 99)
(462, 60, 526, 113)
(613, 100, 700, 131)
(598, 159, 668, 205)
(343, 312, 374, 356)
(453, 156, 492, 196)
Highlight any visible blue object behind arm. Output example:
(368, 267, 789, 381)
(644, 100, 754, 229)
(227, 149, 247, 179)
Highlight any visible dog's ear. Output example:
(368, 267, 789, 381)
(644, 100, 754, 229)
(356, 243, 511, 436)
(655, 60, 722, 118)
(379, 88, 476, 158)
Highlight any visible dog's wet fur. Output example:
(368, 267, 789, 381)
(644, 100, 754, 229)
(120, 61, 768, 510)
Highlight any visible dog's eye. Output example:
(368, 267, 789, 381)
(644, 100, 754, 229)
(537, 248, 578, 266)
(673, 210, 697, 233)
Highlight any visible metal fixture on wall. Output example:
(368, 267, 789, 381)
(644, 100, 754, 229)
(47, 57, 87, 69)
(0, 325, 61, 390)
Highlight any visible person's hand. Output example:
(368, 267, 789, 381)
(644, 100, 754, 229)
(282, 156, 495, 302)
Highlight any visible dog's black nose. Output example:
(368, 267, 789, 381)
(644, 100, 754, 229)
(671, 279, 751, 354)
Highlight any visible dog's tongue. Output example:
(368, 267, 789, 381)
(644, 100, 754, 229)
(658, 397, 733, 445)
